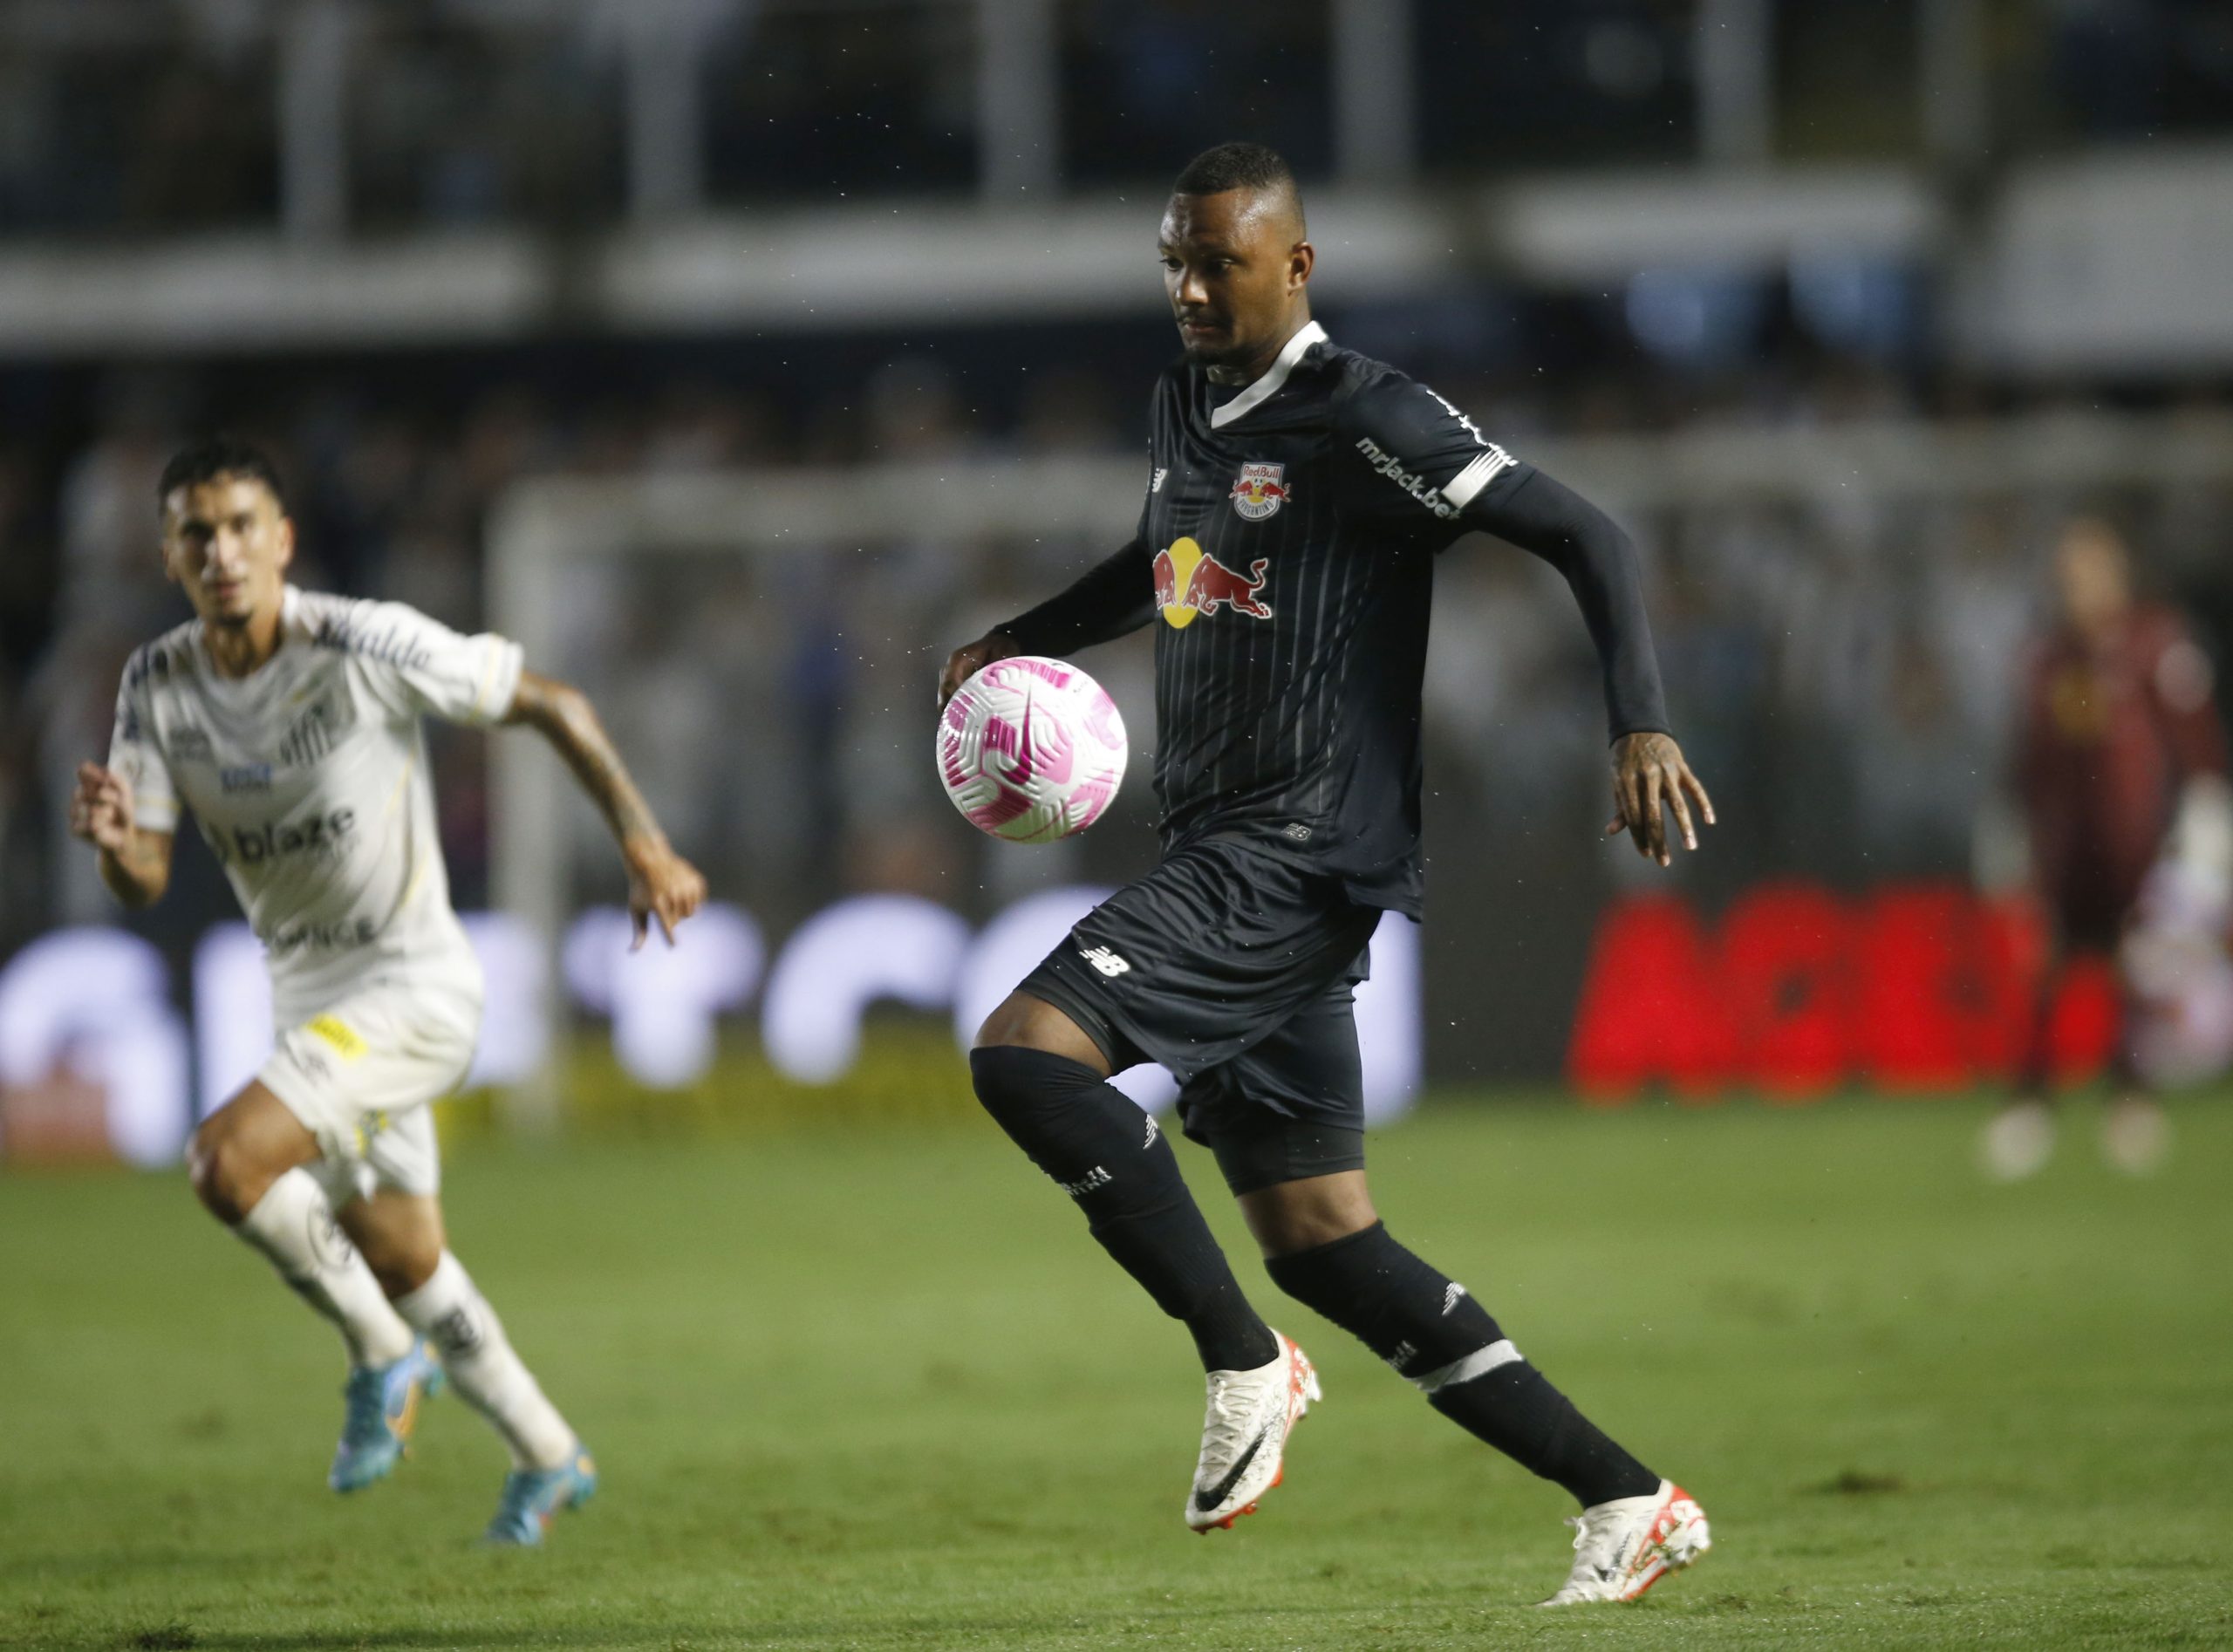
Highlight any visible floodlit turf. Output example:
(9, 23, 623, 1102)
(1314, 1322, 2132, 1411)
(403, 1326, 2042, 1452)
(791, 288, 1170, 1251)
(3, 1092, 2230, 1650)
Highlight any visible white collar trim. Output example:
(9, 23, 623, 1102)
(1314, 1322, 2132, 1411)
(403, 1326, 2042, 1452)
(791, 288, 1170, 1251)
(1208, 319, 1328, 429)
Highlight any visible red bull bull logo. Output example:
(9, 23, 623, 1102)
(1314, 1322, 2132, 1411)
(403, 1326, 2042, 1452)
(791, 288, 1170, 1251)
(1229, 461, 1291, 521)
(1151, 536, 1274, 630)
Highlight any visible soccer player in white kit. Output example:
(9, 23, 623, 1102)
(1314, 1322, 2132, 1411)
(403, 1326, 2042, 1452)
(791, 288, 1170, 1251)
(69, 438, 708, 1545)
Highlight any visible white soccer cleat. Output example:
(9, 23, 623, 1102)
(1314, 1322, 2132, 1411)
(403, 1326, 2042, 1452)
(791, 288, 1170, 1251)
(1184, 1332, 1320, 1533)
(1980, 1099, 2055, 1182)
(1537, 1479, 1711, 1606)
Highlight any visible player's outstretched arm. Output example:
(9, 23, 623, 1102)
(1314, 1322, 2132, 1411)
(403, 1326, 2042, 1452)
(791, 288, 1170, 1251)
(71, 761, 174, 908)
(938, 539, 1157, 709)
(502, 670, 707, 948)
(1466, 470, 1714, 868)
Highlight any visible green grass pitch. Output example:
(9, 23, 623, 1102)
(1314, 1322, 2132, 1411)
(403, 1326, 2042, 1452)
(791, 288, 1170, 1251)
(3, 1091, 2229, 1650)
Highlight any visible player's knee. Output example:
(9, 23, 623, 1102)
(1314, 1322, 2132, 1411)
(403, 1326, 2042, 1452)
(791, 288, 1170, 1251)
(968, 1044, 1102, 1126)
(360, 1233, 442, 1300)
(188, 1116, 274, 1225)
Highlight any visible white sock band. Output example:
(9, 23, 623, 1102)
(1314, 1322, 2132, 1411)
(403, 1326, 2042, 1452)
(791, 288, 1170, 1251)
(230, 1168, 415, 1369)
(1409, 1337, 1523, 1396)
(394, 1251, 575, 1470)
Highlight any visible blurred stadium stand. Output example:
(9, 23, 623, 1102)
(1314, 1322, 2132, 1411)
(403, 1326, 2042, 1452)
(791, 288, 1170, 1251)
(3, 0, 2231, 1149)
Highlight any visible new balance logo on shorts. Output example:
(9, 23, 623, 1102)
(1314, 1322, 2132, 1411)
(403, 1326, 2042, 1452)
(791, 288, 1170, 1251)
(1443, 1282, 1467, 1316)
(1055, 1165, 1113, 1198)
(1080, 945, 1131, 978)
(1144, 1116, 1160, 1149)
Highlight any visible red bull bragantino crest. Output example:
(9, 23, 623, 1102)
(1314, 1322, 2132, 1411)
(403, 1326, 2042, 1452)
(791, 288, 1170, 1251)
(1229, 461, 1290, 521)
(1151, 536, 1274, 630)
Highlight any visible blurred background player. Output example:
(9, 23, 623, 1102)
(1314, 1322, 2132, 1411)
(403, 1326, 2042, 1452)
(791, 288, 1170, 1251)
(941, 144, 1714, 1606)
(70, 438, 707, 1542)
(1981, 516, 2232, 1180)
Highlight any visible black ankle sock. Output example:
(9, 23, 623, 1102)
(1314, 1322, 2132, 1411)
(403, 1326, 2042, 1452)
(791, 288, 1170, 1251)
(1267, 1222, 1657, 1506)
(970, 1047, 1277, 1372)
(1429, 1362, 1659, 1508)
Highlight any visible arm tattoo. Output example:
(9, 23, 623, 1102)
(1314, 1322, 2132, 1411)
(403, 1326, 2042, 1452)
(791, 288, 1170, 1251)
(509, 672, 663, 846)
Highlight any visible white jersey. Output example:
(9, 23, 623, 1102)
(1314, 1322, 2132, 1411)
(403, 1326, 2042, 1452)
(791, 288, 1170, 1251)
(107, 586, 524, 1024)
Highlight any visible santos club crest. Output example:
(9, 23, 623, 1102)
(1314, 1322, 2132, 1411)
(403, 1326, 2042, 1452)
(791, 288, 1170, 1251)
(1229, 462, 1290, 522)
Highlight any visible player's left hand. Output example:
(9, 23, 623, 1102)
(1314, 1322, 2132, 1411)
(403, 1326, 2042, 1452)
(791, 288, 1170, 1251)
(1606, 732, 1715, 868)
(623, 833, 708, 949)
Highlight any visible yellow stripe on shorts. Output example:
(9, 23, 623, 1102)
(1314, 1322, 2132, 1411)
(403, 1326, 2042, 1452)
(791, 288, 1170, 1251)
(306, 1014, 367, 1061)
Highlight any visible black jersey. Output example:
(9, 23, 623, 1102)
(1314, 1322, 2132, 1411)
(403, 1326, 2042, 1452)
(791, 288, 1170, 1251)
(1000, 320, 1668, 920)
(1137, 322, 1540, 915)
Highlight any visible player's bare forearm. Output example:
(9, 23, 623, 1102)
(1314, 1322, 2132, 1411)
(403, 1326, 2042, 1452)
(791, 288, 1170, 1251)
(503, 670, 707, 945)
(506, 670, 662, 844)
(97, 831, 172, 909)
(72, 761, 171, 907)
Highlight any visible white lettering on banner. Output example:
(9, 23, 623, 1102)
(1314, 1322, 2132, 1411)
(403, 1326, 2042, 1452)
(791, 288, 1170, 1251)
(460, 914, 550, 1089)
(563, 903, 763, 1090)
(1355, 911, 1422, 1121)
(0, 928, 190, 1167)
(0, 896, 1425, 1161)
(190, 915, 550, 1114)
(761, 896, 971, 1084)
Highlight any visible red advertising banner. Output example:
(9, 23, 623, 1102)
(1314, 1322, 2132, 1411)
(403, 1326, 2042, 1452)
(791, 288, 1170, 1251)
(1567, 883, 2120, 1101)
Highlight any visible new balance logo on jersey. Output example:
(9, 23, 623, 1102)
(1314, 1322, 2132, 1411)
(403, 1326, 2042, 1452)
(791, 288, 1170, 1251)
(1151, 468, 1169, 493)
(1144, 1116, 1160, 1149)
(1055, 1164, 1113, 1198)
(1356, 436, 1461, 521)
(1443, 1282, 1468, 1316)
(1080, 945, 1132, 978)
(218, 806, 358, 868)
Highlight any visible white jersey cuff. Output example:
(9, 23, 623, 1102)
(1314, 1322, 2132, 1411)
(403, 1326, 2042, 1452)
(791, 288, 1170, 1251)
(1442, 447, 1517, 509)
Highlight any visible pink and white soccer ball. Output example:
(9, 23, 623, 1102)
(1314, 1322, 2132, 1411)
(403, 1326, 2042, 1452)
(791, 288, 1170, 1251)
(938, 655, 1127, 843)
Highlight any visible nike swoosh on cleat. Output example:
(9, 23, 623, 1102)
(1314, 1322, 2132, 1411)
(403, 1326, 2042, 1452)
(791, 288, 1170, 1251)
(1193, 1430, 1269, 1512)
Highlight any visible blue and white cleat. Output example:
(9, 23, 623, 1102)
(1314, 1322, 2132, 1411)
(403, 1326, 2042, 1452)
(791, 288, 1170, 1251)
(484, 1443, 598, 1546)
(329, 1338, 445, 1493)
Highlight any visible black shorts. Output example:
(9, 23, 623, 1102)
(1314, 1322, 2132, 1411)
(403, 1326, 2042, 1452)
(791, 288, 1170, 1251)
(1019, 834, 1382, 1191)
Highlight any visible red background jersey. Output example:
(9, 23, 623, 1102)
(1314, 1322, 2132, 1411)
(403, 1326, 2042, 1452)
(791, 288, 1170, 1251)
(2018, 604, 2228, 934)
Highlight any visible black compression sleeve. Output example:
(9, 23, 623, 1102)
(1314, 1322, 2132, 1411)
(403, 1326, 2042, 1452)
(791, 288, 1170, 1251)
(1463, 469, 1670, 741)
(996, 539, 1157, 657)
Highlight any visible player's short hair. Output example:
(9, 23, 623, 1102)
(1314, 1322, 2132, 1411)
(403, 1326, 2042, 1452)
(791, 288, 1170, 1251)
(157, 436, 289, 515)
(1173, 142, 1303, 221)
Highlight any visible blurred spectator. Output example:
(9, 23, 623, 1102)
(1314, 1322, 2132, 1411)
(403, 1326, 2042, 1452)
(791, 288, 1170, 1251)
(1980, 517, 2231, 1182)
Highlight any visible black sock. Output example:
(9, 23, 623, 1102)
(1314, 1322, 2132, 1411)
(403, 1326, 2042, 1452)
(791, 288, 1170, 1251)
(970, 1047, 1277, 1373)
(1265, 1222, 1657, 1506)
(1428, 1363, 1660, 1508)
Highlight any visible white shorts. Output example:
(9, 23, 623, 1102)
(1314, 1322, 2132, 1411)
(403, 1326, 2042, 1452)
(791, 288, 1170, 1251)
(258, 978, 481, 1206)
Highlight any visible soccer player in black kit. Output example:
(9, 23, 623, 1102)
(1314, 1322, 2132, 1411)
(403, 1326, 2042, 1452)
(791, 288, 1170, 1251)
(939, 143, 1717, 1606)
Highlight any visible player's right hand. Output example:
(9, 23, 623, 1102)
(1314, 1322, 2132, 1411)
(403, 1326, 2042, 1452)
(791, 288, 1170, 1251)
(70, 761, 136, 855)
(937, 631, 1021, 711)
